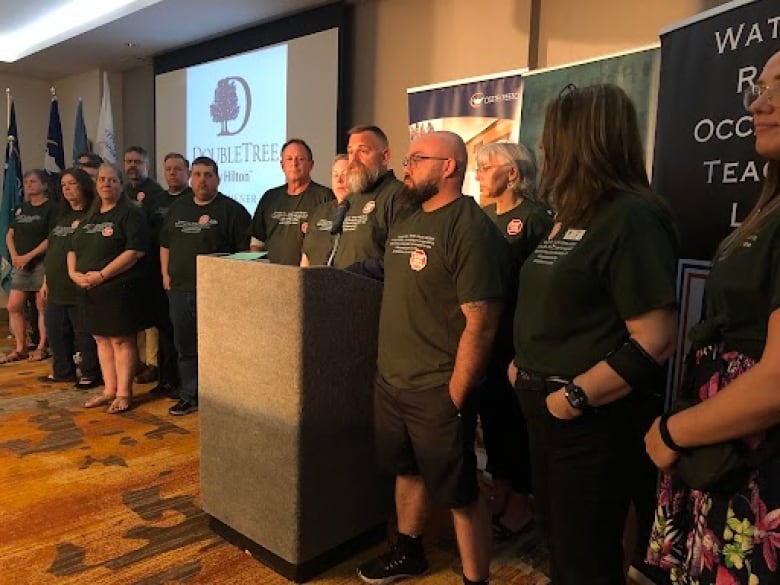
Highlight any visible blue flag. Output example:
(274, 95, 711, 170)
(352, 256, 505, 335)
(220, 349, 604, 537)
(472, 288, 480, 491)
(73, 99, 88, 165)
(44, 96, 64, 174)
(1, 101, 23, 293)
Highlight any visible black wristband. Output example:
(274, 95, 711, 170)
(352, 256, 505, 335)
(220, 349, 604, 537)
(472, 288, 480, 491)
(659, 413, 687, 453)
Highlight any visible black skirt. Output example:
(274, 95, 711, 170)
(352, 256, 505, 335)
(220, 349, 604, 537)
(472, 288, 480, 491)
(77, 277, 152, 337)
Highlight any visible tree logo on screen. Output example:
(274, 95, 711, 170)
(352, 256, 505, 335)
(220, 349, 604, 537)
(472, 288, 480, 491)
(210, 77, 252, 136)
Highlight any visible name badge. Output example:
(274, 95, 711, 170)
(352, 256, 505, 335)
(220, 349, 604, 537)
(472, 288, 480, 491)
(563, 229, 586, 241)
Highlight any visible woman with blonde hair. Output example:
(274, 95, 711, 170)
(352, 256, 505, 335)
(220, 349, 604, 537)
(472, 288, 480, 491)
(474, 140, 552, 541)
(68, 163, 150, 413)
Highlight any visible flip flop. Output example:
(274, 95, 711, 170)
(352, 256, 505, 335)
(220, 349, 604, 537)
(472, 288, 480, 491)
(84, 393, 116, 409)
(107, 396, 132, 414)
(0, 350, 28, 364)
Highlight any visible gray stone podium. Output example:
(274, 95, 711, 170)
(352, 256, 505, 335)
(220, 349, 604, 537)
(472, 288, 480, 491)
(197, 257, 391, 582)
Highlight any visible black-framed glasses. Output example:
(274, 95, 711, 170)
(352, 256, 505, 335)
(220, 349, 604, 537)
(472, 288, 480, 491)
(402, 154, 450, 168)
(743, 79, 780, 111)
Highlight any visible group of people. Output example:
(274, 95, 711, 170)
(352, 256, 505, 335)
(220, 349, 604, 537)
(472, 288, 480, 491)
(3, 49, 780, 585)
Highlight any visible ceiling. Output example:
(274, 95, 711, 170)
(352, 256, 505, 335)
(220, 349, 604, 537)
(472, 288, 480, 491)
(0, 0, 334, 80)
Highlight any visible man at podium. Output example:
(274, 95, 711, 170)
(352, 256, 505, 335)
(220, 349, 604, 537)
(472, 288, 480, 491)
(357, 131, 508, 585)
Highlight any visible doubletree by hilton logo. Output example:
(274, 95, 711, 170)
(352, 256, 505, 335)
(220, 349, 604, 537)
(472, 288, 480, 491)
(210, 77, 252, 136)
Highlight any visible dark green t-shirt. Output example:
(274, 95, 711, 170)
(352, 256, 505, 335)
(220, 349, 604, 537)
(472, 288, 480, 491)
(301, 199, 338, 266)
(124, 177, 167, 223)
(484, 198, 554, 359)
(332, 171, 411, 269)
(160, 193, 251, 292)
(11, 199, 59, 267)
(514, 193, 678, 378)
(71, 200, 150, 286)
(690, 210, 780, 360)
(149, 187, 193, 236)
(483, 198, 554, 271)
(44, 208, 87, 305)
(378, 195, 509, 391)
(250, 182, 334, 265)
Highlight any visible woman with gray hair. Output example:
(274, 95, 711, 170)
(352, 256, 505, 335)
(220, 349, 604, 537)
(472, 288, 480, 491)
(474, 141, 553, 542)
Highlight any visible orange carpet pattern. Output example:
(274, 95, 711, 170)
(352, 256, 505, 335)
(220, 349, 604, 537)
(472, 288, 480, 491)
(0, 335, 553, 584)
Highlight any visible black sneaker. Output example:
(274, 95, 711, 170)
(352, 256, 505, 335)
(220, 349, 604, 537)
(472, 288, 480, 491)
(357, 544, 428, 584)
(74, 377, 103, 390)
(169, 399, 198, 416)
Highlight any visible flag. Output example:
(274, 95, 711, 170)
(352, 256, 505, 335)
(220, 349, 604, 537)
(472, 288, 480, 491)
(1, 100, 23, 293)
(73, 98, 88, 165)
(96, 72, 116, 164)
(44, 95, 65, 174)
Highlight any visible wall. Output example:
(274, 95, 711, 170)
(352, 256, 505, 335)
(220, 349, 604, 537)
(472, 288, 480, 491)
(350, 0, 732, 176)
(121, 64, 155, 176)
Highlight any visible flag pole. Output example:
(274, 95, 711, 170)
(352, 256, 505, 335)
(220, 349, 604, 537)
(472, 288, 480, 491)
(5, 88, 10, 130)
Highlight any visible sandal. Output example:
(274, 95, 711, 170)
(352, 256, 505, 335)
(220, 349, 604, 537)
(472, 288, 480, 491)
(0, 350, 28, 364)
(84, 393, 115, 409)
(107, 396, 132, 414)
(28, 348, 51, 362)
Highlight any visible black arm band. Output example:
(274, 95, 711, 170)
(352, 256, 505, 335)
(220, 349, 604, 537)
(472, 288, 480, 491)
(604, 337, 665, 394)
(659, 413, 688, 453)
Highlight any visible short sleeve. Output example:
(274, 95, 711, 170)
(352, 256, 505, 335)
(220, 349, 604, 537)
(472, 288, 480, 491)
(250, 191, 270, 241)
(231, 202, 252, 252)
(124, 207, 150, 252)
(607, 200, 678, 319)
(453, 215, 508, 305)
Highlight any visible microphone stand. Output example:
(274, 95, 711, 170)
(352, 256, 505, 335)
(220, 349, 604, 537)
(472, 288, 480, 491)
(326, 233, 341, 267)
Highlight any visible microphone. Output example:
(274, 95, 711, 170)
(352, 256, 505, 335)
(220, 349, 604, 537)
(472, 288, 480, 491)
(330, 200, 351, 235)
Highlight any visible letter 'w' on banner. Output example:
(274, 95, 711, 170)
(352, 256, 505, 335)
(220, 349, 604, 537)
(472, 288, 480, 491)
(73, 98, 88, 165)
(44, 89, 65, 174)
(96, 72, 117, 164)
(1, 98, 23, 293)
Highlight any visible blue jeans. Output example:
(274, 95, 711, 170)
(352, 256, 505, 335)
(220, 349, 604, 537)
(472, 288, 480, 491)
(44, 302, 100, 380)
(167, 290, 197, 403)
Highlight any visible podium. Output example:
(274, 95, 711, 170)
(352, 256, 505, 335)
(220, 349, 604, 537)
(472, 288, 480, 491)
(197, 257, 392, 582)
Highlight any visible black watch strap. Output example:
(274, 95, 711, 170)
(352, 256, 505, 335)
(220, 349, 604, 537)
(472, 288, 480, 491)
(563, 382, 590, 411)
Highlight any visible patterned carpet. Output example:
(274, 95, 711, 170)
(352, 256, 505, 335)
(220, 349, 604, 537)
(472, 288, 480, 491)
(0, 333, 554, 585)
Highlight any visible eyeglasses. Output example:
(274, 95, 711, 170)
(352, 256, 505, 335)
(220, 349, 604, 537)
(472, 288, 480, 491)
(402, 154, 450, 168)
(743, 79, 780, 111)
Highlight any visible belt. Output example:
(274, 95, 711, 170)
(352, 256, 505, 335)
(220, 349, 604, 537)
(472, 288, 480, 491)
(516, 369, 569, 394)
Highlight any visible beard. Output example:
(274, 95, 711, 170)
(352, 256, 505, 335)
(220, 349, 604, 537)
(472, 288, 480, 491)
(400, 178, 438, 206)
(346, 160, 381, 194)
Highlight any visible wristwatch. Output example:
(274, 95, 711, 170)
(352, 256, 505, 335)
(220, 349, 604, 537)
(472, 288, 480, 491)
(563, 382, 590, 411)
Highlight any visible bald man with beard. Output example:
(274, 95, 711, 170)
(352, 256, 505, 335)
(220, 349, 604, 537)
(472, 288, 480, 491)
(357, 131, 509, 585)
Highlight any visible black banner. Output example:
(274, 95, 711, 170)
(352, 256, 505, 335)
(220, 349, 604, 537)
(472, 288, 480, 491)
(653, 0, 778, 261)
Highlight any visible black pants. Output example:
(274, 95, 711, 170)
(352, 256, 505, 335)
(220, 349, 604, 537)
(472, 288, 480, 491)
(150, 283, 179, 388)
(44, 302, 100, 380)
(516, 382, 641, 585)
(478, 359, 532, 494)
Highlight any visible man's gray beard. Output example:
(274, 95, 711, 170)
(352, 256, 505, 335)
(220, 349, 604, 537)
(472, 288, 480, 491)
(346, 163, 381, 194)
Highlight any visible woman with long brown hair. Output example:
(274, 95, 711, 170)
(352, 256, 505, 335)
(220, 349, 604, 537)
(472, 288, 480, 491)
(645, 49, 780, 585)
(509, 84, 678, 584)
(68, 163, 150, 414)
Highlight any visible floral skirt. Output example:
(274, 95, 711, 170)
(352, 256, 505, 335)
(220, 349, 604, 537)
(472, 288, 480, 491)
(646, 348, 780, 584)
